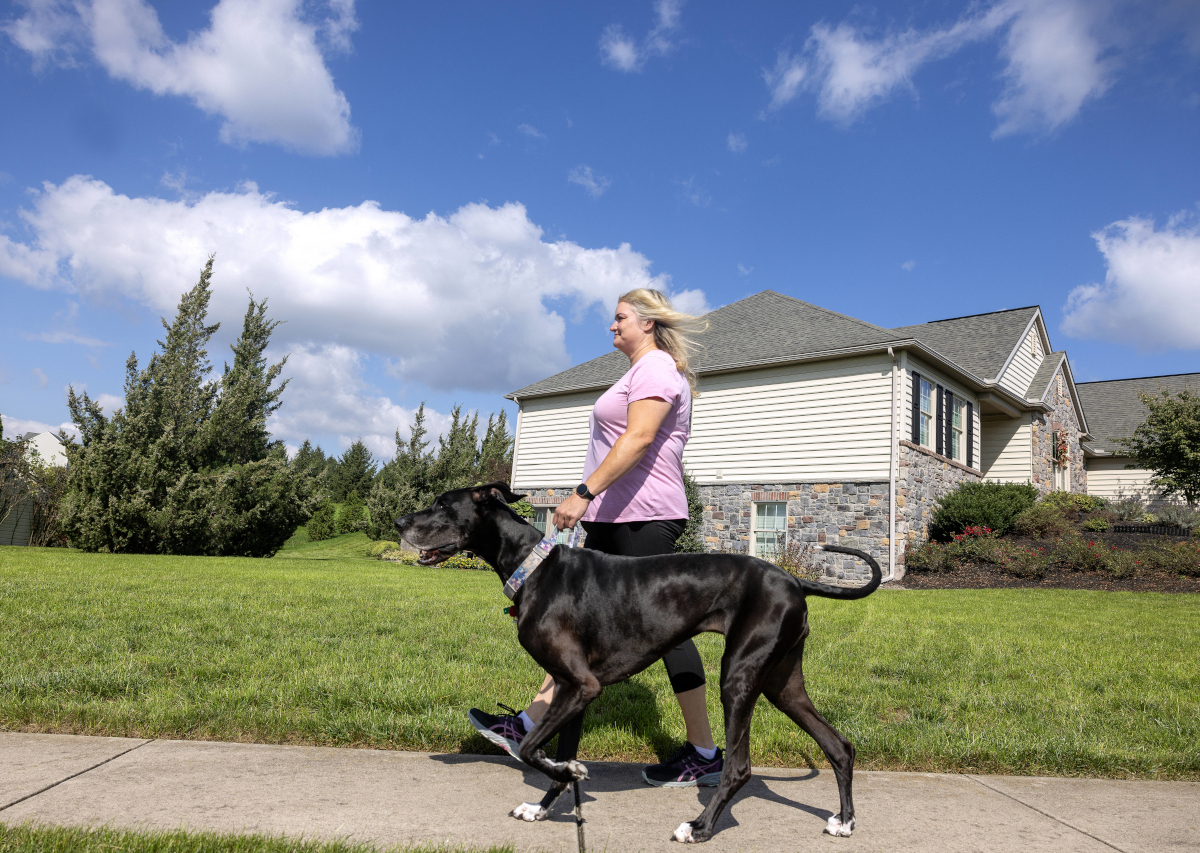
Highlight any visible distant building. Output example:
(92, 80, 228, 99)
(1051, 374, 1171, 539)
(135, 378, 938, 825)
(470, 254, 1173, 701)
(0, 431, 67, 547)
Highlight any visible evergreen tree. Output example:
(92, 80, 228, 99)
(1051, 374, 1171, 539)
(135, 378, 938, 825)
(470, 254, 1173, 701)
(332, 439, 377, 500)
(58, 258, 314, 556)
(476, 410, 513, 484)
(429, 406, 479, 494)
(674, 471, 706, 553)
(307, 501, 336, 541)
(337, 491, 368, 534)
(366, 404, 434, 540)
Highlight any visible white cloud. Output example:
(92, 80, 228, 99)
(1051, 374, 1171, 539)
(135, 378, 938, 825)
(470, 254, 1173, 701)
(726, 132, 748, 153)
(737, 264, 753, 276)
(267, 343, 453, 460)
(31, 367, 49, 389)
(901, 260, 916, 272)
(96, 392, 123, 413)
(517, 123, 544, 139)
(678, 176, 709, 207)
(23, 330, 110, 346)
(0, 413, 77, 440)
(1062, 212, 1200, 350)
(3, 0, 358, 155)
(0, 175, 695, 397)
(764, 0, 1128, 136)
(567, 165, 611, 198)
(991, 0, 1114, 137)
(600, 0, 684, 72)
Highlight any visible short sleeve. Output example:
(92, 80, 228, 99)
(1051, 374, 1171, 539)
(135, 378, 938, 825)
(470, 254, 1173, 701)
(627, 352, 682, 406)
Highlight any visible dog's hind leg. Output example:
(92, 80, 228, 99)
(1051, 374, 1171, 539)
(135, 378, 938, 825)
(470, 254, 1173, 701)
(762, 645, 856, 837)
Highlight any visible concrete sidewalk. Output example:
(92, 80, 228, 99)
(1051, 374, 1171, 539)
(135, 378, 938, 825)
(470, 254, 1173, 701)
(1, 733, 1196, 853)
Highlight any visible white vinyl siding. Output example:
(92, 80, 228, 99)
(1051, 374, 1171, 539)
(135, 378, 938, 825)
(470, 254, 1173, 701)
(980, 413, 1031, 483)
(511, 389, 603, 489)
(998, 325, 1045, 397)
(1085, 457, 1175, 505)
(684, 355, 894, 482)
(903, 357, 981, 469)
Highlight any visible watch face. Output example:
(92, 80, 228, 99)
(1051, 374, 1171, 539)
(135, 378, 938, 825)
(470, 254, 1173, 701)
(576, 484, 587, 497)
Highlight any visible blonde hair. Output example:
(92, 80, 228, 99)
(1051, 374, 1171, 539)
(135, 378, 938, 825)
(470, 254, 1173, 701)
(617, 288, 708, 397)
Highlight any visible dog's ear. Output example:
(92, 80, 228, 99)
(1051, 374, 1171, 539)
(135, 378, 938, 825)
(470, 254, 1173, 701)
(472, 482, 526, 505)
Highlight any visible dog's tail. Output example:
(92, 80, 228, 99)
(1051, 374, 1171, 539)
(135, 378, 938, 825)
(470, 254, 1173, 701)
(792, 544, 883, 600)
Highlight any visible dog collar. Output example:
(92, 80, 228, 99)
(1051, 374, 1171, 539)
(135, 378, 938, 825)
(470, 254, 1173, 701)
(503, 526, 580, 601)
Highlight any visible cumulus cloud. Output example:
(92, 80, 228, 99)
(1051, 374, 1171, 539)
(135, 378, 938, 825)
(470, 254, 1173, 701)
(600, 0, 683, 72)
(2, 0, 358, 155)
(266, 343, 453, 459)
(0, 413, 77, 440)
(31, 367, 49, 389)
(763, 0, 1140, 137)
(567, 165, 611, 198)
(726, 132, 748, 153)
(0, 175, 696, 396)
(1062, 212, 1200, 350)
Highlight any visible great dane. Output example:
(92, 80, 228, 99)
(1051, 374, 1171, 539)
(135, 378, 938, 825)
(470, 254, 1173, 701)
(395, 482, 881, 843)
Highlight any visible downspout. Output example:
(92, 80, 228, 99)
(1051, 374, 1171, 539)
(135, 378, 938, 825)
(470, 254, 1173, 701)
(885, 348, 900, 583)
(510, 396, 523, 488)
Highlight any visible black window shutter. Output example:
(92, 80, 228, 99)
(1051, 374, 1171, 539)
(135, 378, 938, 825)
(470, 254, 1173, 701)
(911, 372, 921, 443)
(935, 386, 944, 455)
(966, 402, 974, 468)
(944, 390, 954, 458)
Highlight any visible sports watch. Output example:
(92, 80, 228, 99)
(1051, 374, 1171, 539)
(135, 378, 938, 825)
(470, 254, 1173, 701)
(575, 482, 596, 500)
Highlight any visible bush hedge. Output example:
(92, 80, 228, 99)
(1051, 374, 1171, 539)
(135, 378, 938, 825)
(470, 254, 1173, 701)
(928, 481, 1039, 541)
(307, 503, 336, 542)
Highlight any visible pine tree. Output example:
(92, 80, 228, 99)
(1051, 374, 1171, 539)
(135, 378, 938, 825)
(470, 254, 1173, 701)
(674, 471, 706, 553)
(429, 406, 479, 494)
(332, 439, 377, 501)
(476, 410, 513, 484)
(366, 404, 433, 540)
(58, 258, 313, 556)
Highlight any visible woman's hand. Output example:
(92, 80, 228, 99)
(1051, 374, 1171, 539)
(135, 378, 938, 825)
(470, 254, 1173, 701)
(553, 493, 590, 531)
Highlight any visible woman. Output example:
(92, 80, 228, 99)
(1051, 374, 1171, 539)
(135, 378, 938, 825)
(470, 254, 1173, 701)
(469, 288, 721, 787)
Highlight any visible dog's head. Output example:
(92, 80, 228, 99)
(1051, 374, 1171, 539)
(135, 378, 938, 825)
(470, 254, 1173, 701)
(394, 482, 528, 566)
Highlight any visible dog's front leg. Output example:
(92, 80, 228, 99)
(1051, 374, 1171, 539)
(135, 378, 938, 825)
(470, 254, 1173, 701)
(509, 680, 598, 821)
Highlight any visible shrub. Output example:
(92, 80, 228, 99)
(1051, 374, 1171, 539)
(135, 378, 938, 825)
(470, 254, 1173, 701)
(1043, 491, 1106, 514)
(904, 532, 1050, 578)
(1012, 503, 1073, 539)
(1111, 495, 1146, 522)
(307, 502, 336, 542)
(991, 541, 1051, 578)
(1136, 539, 1200, 577)
(769, 537, 823, 582)
(509, 499, 536, 520)
(1151, 503, 1200, 530)
(337, 492, 368, 534)
(442, 551, 492, 571)
(1082, 516, 1110, 532)
(368, 540, 401, 558)
(928, 481, 1038, 541)
(1055, 536, 1110, 573)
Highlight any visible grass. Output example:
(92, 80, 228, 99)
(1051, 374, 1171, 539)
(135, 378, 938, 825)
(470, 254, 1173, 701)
(0, 823, 513, 853)
(1, 539, 1198, 779)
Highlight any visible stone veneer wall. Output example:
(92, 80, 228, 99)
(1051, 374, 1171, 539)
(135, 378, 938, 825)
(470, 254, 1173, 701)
(697, 483, 889, 583)
(1030, 368, 1087, 495)
(895, 442, 983, 568)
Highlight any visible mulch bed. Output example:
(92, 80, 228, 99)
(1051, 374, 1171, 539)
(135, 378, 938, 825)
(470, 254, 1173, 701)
(898, 529, 1200, 593)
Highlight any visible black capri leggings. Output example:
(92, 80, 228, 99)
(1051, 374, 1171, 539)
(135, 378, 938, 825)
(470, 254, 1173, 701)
(579, 518, 707, 695)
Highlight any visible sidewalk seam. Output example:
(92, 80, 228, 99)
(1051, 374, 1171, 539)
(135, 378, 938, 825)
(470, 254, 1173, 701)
(964, 774, 1130, 853)
(0, 739, 155, 814)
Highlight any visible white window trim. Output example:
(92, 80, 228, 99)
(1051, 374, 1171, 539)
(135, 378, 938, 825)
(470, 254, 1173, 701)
(919, 378, 935, 449)
(751, 501, 787, 558)
(949, 397, 965, 463)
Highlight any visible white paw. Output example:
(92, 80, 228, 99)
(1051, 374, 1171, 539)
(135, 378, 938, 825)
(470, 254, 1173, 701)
(824, 815, 855, 837)
(565, 759, 589, 780)
(510, 802, 548, 822)
(672, 822, 696, 843)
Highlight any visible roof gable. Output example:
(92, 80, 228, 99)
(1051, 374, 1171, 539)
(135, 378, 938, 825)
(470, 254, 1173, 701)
(889, 306, 1040, 382)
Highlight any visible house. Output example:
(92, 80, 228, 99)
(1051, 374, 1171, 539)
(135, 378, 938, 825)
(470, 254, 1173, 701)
(0, 431, 67, 547)
(506, 291, 1095, 582)
(1077, 373, 1200, 505)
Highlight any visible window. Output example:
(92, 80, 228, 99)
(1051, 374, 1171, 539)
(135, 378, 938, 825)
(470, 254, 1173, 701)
(949, 397, 965, 461)
(533, 507, 569, 543)
(753, 502, 786, 558)
(919, 378, 935, 447)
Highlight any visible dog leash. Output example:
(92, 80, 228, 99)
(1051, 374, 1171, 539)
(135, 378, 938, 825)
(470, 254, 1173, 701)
(503, 525, 581, 605)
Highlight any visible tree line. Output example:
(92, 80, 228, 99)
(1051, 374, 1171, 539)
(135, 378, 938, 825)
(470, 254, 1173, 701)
(43, 259, 514, 557)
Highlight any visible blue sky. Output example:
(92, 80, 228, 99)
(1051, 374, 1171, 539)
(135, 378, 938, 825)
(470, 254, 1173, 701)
(2, 0, 1199, 459)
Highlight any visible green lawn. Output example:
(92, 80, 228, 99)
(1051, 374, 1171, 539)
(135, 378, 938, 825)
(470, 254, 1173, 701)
(1, 540, 1197, 779)
(0, 823, 513, 853)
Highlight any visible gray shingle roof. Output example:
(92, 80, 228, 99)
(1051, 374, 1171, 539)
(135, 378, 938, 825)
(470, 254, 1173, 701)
(508, 290, 901, 398)
(1077, 373, 1200, 454)
(508, 291, 1042, 400)
(889, 306, 1039, 382)
(1025, 352, 1066, 401)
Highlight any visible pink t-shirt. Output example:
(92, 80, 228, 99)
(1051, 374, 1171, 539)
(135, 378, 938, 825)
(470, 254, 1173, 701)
(581, 349, 690, 523)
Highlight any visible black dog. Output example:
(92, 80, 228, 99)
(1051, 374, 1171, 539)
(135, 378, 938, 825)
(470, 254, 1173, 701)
(395, 482, 881, 843)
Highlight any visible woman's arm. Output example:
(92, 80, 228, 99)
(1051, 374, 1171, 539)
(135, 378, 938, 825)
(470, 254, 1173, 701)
(552, 396, 672, 530)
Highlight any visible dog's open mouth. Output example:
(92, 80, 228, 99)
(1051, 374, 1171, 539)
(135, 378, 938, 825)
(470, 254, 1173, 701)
(417, 544, 458, 565)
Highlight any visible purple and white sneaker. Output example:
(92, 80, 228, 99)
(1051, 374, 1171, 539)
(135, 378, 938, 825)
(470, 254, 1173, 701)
(468, 703, 527, 757)
(643, 742, 724, 787)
